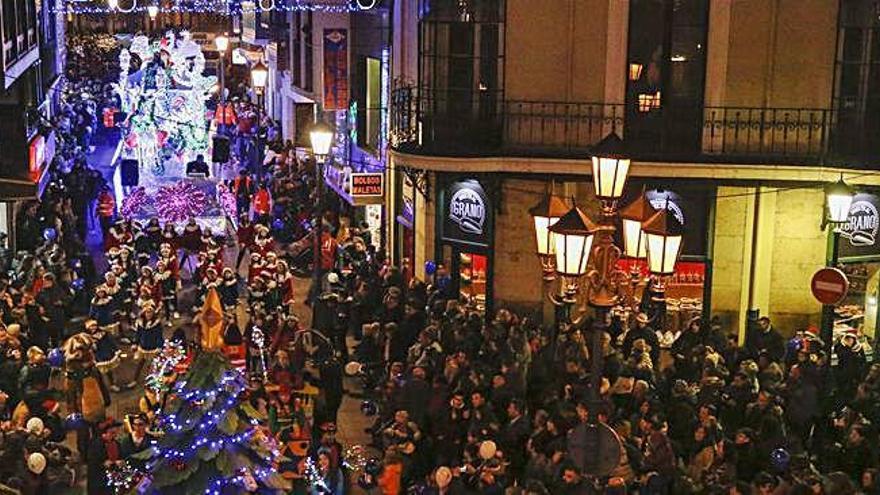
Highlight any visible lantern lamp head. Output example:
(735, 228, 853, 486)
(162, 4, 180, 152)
(529, 195, 569, 257)
(825, 177, 854, 226)
(548, 206, 598, 278)
(309, 121, 335, 160)
(642, 205, 684, 277)
(590, 132, 631, 203)
(619, 192, 655, 259)
(250, 60, 269, 90)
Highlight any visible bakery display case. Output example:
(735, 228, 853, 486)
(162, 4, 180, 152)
(459, 252, 487, 314)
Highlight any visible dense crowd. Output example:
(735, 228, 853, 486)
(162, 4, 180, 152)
(2, 32, 879, 495)
(301, 223, 880, 494)
(5, 130, 880, 495)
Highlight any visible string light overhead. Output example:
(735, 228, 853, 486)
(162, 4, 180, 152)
(59, 0, 366, 14)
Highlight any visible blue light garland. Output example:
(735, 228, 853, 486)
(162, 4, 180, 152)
(56, 0, 363, 14)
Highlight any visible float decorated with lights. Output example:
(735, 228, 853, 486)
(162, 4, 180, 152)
(116, 31, 215, 181)
(114, 31, 234, 231)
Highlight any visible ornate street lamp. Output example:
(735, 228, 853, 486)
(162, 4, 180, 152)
(529, 194, 568, 281)
(309, 121, 335, 305)
(549, 206, 597, 303)
(146, 4, 158, 20)
(825, 177, 854, 226)
(215, 34, 229, 103)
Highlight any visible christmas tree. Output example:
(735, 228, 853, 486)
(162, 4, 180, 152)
(131, 351, 291, 494)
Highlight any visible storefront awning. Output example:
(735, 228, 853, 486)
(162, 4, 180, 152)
(0, 177, 37, 201)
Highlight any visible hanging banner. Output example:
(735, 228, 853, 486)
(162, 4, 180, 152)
(323, 29, 349, 111)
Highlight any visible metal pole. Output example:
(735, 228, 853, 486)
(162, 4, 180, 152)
(589, 310, 605, 425)
(313, 157, 324, 299)
(821, 230, 841, 347)
(220, 52, 226, 104)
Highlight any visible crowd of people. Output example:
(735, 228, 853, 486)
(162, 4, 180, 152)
(302, 251, 880, 494)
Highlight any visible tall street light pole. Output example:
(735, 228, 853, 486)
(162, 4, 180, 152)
(821, 177, 855, 347)
(215, 34, 229, 104)
(535, 132, 684, 477)
(250, 60, 268, 180)
(309, 122, 335, 301)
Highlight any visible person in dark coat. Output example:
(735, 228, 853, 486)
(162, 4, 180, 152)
(500, 398, 530, 481)
(35, 273, 69, 345)
(86, 419, 122, 495)
(745, 317, 785, 363)
(317, 357, 344, 426)
(398, 365, 432, 426)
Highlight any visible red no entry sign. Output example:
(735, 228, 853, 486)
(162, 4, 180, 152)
(810, 267, 849, 305)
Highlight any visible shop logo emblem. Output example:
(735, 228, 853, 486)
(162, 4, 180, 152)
(648, 198, 685, 226)
(449, 188, 485, 235)
(841, 200, 879, 247)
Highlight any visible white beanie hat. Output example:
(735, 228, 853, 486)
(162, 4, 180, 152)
(28, 452, 46, 475)
(26, 417, 44, 435)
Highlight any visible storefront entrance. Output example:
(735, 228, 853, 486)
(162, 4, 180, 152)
(437, 177, 495, 318)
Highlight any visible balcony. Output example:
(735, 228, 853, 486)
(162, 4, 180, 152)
(390, 87, 880, 168)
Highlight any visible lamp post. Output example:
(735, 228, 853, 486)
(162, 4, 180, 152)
(215, 34, 229, 103)
(533, 132, 684, 476)
(250, 60, 268, 180)
(820, 176, 855, 347)
(309, 121, 334, 301)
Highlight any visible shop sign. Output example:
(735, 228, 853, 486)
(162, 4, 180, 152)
(839, 193, 880, 259)
(641, 186, 710, 257)
(399, 174, 415, 226)
(646, 189, 686, 225)
(350, 173, 384, 197)
(443, 179, 493, 248)
(811, 267, 849, 305)
(28, 135, 45, 183)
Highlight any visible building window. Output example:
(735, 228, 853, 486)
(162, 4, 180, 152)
(833, 0, 880, 160)
(418, 0, 504, 153)
(367, 57, 381, 149)
(2, 0, 17, 59)
(625, 0, 709, 154)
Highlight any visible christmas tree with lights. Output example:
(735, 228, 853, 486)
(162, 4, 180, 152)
(130, 351, 290, 494)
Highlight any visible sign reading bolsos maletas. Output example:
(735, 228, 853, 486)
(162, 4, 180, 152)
(838, 192, 880, 259)
(810, 267, 850, 305)
(350, 172, 384, 197)
(442, 179, 493, 248)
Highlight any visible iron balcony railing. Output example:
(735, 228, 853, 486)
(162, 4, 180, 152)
(390, 87, 880, 166)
